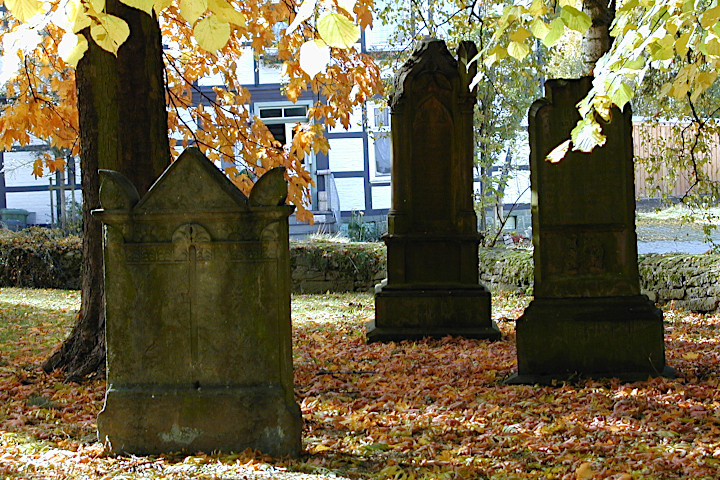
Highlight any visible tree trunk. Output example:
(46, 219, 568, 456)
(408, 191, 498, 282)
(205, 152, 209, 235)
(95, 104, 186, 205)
(43, 2, 170, 381)
(580, 0, 615, 76)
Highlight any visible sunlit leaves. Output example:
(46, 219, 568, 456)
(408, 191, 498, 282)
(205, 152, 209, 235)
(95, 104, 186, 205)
(90, 13, 130, 55)
(299, 39, 330, 78)
(0, 0, 383, 223)
(179, 0, 208, 24)
(560, 6, 591, 33)
(546, 139, 571, 163)
(4, 0, 41, 22)
(508, 41, 530, 60)
(610, 82, 634, 110)
(529, 19, 550, 41)
(58, 32, 88, 68)
(571, 116, 607, 152)
(208, 0, 245, 26)
(286, 0, 317, 34)
(194, 15, 230, 52)
(482, 45, 507, 66)
(317, 13, 360, 48)
(542, 17, 565, 47)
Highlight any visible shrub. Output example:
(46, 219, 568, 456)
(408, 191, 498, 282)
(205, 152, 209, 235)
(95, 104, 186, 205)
(0, 227, 81, 289)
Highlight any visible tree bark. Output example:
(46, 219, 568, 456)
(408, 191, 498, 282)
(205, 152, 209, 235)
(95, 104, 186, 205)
(580, 0, 615, 76)
(43, 2, 170, 381)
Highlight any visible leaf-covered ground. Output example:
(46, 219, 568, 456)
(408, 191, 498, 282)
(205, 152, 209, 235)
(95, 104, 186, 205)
(1, 288, 719, 479)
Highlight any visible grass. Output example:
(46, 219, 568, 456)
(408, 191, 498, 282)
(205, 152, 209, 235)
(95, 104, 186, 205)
(0, 288, 719, 479)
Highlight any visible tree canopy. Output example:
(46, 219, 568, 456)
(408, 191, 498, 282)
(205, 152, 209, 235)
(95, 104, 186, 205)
(0, 0, 384, 221)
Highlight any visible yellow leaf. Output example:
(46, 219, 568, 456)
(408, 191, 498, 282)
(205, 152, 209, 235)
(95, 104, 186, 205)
(543, 17, 565, 48)
(118, 0, 155, 15)
(682, 352, 700, 360)
(32, 158, 44, 178)
(287, 0, 317, 34)
(299, 39, 330, 78)
(317, 13, 360, 48)
(705, 34, 720, 56)
(509, 27, 531, 43)
(4, 0, 41, 22)
(593, 94, 613, 121)
(66, 0, 91, 33)
(507, 41, 530, 60)
(530, 19, 550, 40)
(693, 71, 718, 101)
(546, 139, 571, 163)
(610, 82, 633, 111)
(180, 0, 208, 24)
(154, 0, 172, 13)
(649, 34, 674, 61)
(483, 45, 507, 66)
(90, 13, 130, 55)
(700, 5, 720, 29)
(311, 444, 332, 453)
(208, 0, 245, 26)
(89, 0, 105, 13)
(59, 32, 88, 67)
(571, 116, 606, 152)
(575, 462, 594, 480)
(561, 5, 592, 33)
(194, 15, 230, 52)
(528, 0, 546, 17)
(675, 31, 691, 57)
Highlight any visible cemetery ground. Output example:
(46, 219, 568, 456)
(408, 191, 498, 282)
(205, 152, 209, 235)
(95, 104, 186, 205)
(0, 289, 718, 479)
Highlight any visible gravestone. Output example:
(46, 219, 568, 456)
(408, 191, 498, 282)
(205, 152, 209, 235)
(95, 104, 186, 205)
(367, 37, 500, 342)
(95, 148, 301, 456)
(509, 78, 672, 383)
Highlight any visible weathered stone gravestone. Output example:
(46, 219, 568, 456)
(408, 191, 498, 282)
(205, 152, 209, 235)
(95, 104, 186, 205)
(367, 37, 500, 342)
(95, 148, 301, 456)
(509, 78, 672, 383)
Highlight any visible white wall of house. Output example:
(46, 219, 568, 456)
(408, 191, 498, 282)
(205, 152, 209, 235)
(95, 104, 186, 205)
(1, 146, 81, 225)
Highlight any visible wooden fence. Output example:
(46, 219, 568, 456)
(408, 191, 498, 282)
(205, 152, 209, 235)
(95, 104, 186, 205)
(633, 121, 720, 199)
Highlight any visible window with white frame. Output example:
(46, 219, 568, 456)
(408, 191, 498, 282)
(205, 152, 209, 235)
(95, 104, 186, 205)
(368, 102, 391, 181)
(256, 102, 312, 163)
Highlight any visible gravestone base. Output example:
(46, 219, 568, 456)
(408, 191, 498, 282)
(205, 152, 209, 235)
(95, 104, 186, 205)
(507, 295, 674, 384)
(368, 283, 500, 342)
(98, 385, 302, 456)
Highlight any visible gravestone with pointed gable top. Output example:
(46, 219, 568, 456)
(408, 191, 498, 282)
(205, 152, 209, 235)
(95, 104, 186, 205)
(508, 78, 672, 383)
(367, 37, 500, 342)
(95, 147, 301, 456)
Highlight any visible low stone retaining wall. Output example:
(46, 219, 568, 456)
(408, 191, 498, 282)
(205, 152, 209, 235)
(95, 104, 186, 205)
(477, 248, 720, 313)
(291, 241, 386, 293)
(639, 254, 720, 312)
(2, 230, 719, 312)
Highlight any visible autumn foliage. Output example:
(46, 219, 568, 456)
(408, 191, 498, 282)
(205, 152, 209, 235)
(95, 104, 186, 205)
(1, 289, 719, 479)
(0, 0, 383, 221)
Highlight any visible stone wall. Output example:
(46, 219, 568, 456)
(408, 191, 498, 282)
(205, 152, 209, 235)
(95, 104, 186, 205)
(2, 230, 719, 313)
(639, 253, 720, 312)
(290, 241, 386, 293)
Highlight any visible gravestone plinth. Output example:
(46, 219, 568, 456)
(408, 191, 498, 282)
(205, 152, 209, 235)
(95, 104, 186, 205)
(509, 78, 671, 383)
(367, 38, 499, 342)
(95, 148, 301, 456)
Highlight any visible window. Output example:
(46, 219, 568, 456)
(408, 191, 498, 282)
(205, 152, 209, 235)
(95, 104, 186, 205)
(368, 103, 391, 180)
(256, 103, 311, 154)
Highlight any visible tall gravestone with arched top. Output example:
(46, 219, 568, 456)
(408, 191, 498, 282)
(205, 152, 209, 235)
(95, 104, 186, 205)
(367, 37, 500, 342)
(508, 78, 672, 383)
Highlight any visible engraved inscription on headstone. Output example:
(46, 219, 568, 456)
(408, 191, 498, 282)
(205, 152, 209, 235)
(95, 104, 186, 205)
(95, 148, 301, 456)
(368, 38, 499, 342)
(509, 78, 672, 383)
